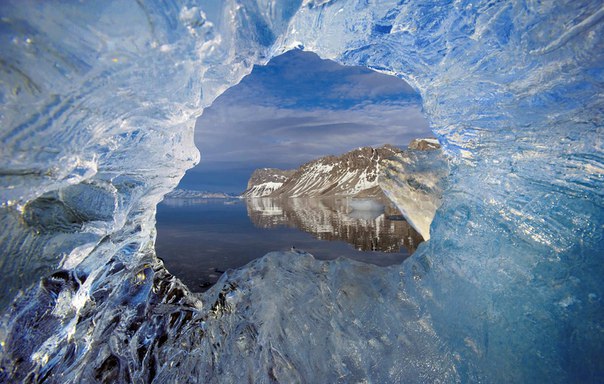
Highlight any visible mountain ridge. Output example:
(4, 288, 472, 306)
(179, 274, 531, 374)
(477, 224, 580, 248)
(242, 139, 440, 200)
(242, 144, 400, 198)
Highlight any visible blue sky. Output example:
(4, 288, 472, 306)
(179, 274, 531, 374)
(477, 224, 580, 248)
(178, 50, 431, 193)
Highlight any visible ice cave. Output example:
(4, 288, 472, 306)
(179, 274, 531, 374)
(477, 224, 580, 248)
(0, 1, 602, 383)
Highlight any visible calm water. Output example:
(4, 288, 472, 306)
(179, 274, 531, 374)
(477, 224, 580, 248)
(156, 197, 423, 291)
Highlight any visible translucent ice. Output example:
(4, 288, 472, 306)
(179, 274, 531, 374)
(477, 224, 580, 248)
(1, 1, 603, 383)
(379, 145, 448, 240)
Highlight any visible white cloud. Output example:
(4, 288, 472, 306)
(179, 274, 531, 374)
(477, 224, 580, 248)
(195, 100, 431, 169)
(187, 49, 432, 190)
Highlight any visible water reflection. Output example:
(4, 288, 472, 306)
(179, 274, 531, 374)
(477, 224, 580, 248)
(246, 197, 423, 254)
(156, 197, 424, 291)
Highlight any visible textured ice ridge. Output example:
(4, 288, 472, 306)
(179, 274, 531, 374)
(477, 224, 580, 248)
(1, 1, 603, 383)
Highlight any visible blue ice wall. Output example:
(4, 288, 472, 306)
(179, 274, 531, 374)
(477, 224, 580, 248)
(0, 1, 602, 382)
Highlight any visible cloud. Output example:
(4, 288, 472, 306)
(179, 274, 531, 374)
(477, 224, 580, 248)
(194, 100, 430, 169)
(182, 50, 432, 191)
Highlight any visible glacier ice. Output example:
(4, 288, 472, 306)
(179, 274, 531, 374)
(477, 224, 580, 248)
(0, 0, 603, 383)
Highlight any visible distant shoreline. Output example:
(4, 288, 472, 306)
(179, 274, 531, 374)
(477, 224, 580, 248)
(163, 188, 240, 200)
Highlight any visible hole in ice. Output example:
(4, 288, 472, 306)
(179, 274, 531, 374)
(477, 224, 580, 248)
(156, 50, 433, 291)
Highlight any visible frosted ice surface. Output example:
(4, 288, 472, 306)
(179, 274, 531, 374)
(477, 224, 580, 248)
(1, 0, 603, 383)
(156, 252, 457, 383)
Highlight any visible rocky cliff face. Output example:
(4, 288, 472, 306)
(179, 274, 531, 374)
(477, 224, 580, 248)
(275, 145, 401, 198)
(243, 145, 407, 198)
(408, 138, 440, 151)
(241, 168, 295, 197)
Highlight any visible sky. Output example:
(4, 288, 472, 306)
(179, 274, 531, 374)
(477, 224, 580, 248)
(178, 50, 431, 193)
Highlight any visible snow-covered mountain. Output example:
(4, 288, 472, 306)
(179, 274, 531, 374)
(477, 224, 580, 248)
(243, 140, 441, 201)
(240, 168, 296, 197)
(243, 145, 405, 198)
(242, 139, 445, 242)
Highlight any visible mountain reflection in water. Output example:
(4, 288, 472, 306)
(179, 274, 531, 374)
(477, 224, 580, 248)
(246, 197, 423, 254)
(156, 197, 423, 291)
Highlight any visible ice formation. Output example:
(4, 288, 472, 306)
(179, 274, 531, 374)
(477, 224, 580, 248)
(380, 144, 448, 240)
(0, 1, 603, 383)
